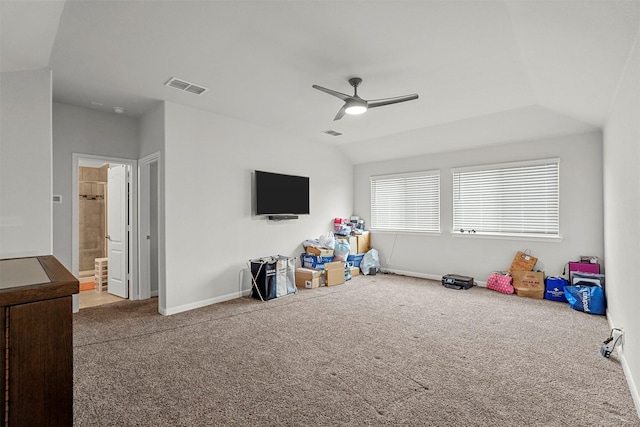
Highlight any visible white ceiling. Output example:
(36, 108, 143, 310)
(2, 1, 638, 164)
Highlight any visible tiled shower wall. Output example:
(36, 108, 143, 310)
(79, 166, 108, 272)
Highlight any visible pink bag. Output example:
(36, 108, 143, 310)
(487, 272, 514, 294)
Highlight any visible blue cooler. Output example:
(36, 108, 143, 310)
(346, 253, 365, 267)
(545, 277, 569, 302)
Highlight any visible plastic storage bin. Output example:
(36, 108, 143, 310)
(347, 253, 365, 267)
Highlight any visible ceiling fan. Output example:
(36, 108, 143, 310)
(312, 77, 419, 121)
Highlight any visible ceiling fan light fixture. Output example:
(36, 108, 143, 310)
(344, 99, 367, 115)
(313, 77, 418, 121)
(345, 105, 367, 115)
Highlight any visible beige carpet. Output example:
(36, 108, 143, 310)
(73, 273, 639, 426)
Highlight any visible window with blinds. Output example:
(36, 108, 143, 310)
(452, 159, 559, 237)
(370, 171, 440, 232)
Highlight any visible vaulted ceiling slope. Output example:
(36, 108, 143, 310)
(1, 1, 638, 163)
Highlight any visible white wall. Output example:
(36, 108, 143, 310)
(52, 102, 139, 270)
(139, 103, 164, 159)
(162, 102, 353, 314)
(140, 104, 165, 308)
(0, 70, 52, 258)
(354, 132, 604, 281)
(603, 30, 640, 412)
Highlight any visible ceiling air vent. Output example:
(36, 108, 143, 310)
(322, 129, 343, 137)
(165, 77, 209, 95)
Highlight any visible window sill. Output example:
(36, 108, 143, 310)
(450, 232, 562, 243)
(370, 229, 442, 237)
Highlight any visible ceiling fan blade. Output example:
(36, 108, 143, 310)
(312, 84, 351, 101)
(334, 105, 347, 121)
(367, 94, 419, 109)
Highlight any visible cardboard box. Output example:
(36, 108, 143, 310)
(356, 232, 370, 254)
(336, 233, 370, 255)
(349, 266, 359, 277)
(300, 253, 334, 270)
(295, 268, 322, 289)
(324, 261, 345, 286)
(305, 247, 334, 257)
(336, 236, 357, 254)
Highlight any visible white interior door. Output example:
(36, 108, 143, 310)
(107, 164, 128, 298)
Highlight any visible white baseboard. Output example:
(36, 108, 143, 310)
(607, 311, 640, 418)
(380, 268, 487, 287)
(620, 350, 640, 419)
(159, 290, 247, 316)
(150, 289, 158, 298)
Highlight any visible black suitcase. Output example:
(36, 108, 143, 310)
(442, 274, 474, 290)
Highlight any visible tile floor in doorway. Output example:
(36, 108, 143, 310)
(78, 276, 125, 309)
(79, 289, 125, 309)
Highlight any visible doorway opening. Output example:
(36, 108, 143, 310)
(71, 154, 139, 312)
(77, 161, 124, 309)
(77, 163, 108, 282)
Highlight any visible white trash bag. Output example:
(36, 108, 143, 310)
(319, 231, 336, 249)
(333, 239, 350, 261)
(360, 248, 380, 275)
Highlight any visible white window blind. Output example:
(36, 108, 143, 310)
(452, 159, 559, 237)
(371, 171, 440, 232)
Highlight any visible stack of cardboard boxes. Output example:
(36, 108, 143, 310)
(295, 231, 370, 289)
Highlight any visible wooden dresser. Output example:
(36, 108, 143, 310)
(0, 256, 79, 426)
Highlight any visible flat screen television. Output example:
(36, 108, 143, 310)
(255, 170, 309, 216)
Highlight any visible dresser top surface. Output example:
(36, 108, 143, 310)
(0, 258, 50, 289)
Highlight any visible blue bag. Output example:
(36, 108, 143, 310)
(544, 277, 569, 302)
(564, 282, 606, 315)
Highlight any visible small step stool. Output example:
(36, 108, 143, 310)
(94, 257, 108, 292)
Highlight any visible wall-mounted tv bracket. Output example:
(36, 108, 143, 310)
(268, 215, 298, 221)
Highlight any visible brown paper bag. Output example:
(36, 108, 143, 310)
(509, 250, 538, 271)
(511, 270, 545, 298)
